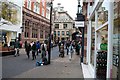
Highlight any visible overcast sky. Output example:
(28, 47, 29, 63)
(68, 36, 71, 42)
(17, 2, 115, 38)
(9, 0, 82, 20)
(53, 0, 81, 20)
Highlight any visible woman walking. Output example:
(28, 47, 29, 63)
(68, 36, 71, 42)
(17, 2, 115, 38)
(68, 42, 73, 61)
(25, 41, 31, 59)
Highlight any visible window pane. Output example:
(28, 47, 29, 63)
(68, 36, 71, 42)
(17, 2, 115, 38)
(66, 31, 69, 35)
(63, 24, 67, 29)
(55, 24, 59, 29)
(54, 31, 56, 35)
(62, 31, 64, 35)
(58, 31, 60, 36)
(112, 1, 120, 78)
(97, 0, 108, 27)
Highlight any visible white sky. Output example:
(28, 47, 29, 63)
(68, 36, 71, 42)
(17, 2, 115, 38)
(53, 0, 79, 20)
(9, 0, 83, 20)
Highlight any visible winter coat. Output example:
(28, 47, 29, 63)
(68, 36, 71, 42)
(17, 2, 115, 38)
(14, 41, 20, 48)
(36, 43, 40, 49)
(25, 43, 31, 52)
(31, 43, 36, 52)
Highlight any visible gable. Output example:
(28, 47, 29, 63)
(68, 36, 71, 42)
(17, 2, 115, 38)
(55, 12, 73, 22)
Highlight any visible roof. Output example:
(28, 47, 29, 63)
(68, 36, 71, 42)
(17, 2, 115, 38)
(58, 11, 73, 20)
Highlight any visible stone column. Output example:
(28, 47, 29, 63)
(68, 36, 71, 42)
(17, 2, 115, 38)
(43, 30, 45, 41)
(38, 29, 40, 41)
(29, 27, 32, 42)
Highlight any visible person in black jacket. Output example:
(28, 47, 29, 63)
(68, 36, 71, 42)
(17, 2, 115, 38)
(14, 39, 20, 57)
(25, 41, 31, 59)
(31, 42, 36, 60)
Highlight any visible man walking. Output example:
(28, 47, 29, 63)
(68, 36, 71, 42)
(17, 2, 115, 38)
(31, 42, 36, 60)
(14, 39, 20, 57)
(66, 39, 70, 55)
(41, 41, 47, 59)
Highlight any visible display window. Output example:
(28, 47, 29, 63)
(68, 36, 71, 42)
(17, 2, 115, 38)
(97, 0, 108, 28)
(112, 1, 120, 79)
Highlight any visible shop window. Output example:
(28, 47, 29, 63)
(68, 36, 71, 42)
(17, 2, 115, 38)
(112, 1, 120, 79)
(97, 0, 108, 28)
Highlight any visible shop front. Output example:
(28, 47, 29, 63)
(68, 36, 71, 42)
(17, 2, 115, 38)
(86, 0, 120, 79)
(0, 30, 17, 56)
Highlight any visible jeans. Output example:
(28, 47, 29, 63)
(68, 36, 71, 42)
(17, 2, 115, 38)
(14, 48, 19, 56)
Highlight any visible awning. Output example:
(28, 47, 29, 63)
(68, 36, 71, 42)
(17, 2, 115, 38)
(0, 18, 19, 32)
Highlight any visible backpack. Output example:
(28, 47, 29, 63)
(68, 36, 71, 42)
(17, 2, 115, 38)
(42, 44, 45, 51)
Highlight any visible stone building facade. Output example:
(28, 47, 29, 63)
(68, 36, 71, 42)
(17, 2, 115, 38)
(22, 0, 50, 43)
(22, 7, 50, 43)
(52, 3, 75, 42)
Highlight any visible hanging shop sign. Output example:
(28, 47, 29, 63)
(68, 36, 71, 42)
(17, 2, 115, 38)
(75, 21, 84, 28)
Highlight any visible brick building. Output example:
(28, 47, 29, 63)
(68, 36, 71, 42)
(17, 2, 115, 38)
(22, 0, 50, 43)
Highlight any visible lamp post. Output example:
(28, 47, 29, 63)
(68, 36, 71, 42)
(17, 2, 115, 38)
(48, 0, 53, 64)
(75, 0, 85, 63)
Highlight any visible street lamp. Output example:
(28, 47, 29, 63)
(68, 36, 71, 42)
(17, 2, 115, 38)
(75, 0, 85, 63)
(47, 0, 53, 64)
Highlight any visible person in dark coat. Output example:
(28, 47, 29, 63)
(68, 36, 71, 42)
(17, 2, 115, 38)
(58, 41, 61, 52)
(59, 43, 64, 58)
(14, 39, 20, 57)
(31, 42, 36, 60)
(24, 41, 27, 49)
(66, 39, 70, 55)
(25, 41, 31, 59)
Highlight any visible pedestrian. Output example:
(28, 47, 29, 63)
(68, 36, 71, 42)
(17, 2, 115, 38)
(59, 43, 64, 58)
(30, 41, 34, 47)
(41, 41, 47, 60)
(24, 41, 27, 49)
(76, 42, 81, 55)
(68, 42, 73, 61)
(66, 39, 70, 55)
(51, 41, 53, 49)
(58, 41, 61, 52)
(31, 42, 36, 60)
(25, 41, 31, 59)
(36, 41, 41, 56)
(14, 39, 20, 57)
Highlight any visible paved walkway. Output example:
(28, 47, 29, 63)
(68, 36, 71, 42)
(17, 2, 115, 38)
(14, 52, 83, 78)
